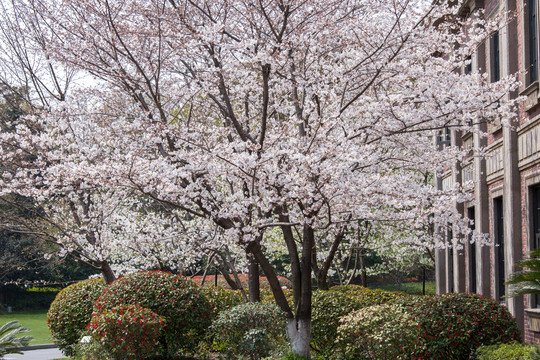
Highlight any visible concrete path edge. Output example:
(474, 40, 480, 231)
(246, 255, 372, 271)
(22, 344, 58, 351)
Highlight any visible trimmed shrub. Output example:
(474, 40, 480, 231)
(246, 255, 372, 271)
(209, 302, 287, 360)
(336, 303, 421, 360)
(47, 278, 106, 356)
(261, 285, 406, 357)
(475, 342, 536, 360)
(402, 293, 521, 359)
(312, 286, 406, 356)
(310, 290, 362, 356)
(1, 285, 61, 310)
(261, 288, 294, 308)
(199, 286, 244, 318)
(89, 304, 165, 360)
(93, 271, 211, 356)
(329, 285, 407, 307)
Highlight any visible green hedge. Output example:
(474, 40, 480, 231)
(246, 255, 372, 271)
(475, 342, 537, 360)
(47, 279, 106, 356)
(199, 286, 244, 319)
(0, 285, 61, 310)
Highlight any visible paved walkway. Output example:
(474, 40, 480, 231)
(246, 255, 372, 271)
(3, 348, 65, 360)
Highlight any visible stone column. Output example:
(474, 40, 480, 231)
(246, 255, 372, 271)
(434, 138, 447, 294)
(502, 0, 524, 332)
(452, 130, 466, 293)
(473, 125, 492, 296)
(472, 22, 492, 297)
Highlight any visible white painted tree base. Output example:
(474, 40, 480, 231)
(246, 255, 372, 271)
(287, 318, 311, 358)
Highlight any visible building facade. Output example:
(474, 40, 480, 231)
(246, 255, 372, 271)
(435, 0, 540, 343)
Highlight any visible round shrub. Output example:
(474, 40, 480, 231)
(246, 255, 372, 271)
(312, 286, 406, 356)
(93, 271, 211, 356)
(199, 286, 244, 319)
(337, 303, 421, 360)
(209, 302, 287, 360)
(89, 304, 165, 360)
(475, 342, 536, 360)
(310, 290, 362, 356)
(404, 293, 521, 359)
(47, 278, 106, 356)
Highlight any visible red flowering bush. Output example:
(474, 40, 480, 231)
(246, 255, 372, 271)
(47, 278, 106, 356)
(89, 304, 165, 360)
(93, 271, 211, 357)
(400, 293, 521, 359)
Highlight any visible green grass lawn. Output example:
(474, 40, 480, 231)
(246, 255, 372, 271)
(0, 309, 53, 345)
(369, 281, 436, 295)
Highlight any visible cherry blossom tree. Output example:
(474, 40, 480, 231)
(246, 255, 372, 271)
(0, 0, 520, 356)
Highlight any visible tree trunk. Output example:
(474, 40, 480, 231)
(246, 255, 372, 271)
(200, 253, 215, 286)
(286, 318, 312, 358)
(313, 225, 346, 290)
(316, 273, 329, 290)
(291, 224, 314, 358)
(214, 258, 240, 289)
(246, 221, 314, 359)
(279, 209, 301, 308)
(247, 241, 293, 316)
(247, 253, 260, 301)
(101, 260, 116, 284)
(359, 253, 367, 287)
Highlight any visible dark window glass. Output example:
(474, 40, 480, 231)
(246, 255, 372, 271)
(531, 185, 540, 306)
(448, 226, 454, 293)
(529, 0, 538, 83)
(468, 207, 476, 293)
(491, 31, 500, 82)
(465, 56, 472, 75)
(494, 197, 504, 301)
(437, 127, 451, 146)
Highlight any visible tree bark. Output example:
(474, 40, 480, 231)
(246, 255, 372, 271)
(247, 253, 260, 302)
(359, 252, 367, 287)
(247, 239, 311, 357)
(313, 227, 346, 290)
(279, 209, 301, 308)
(101, 260, 116, 284)
(247, 242, 293, 317)
(287, 224, 315, 358)
(200, 253, 215, 286)
(286, 319, 311, 358)
(214, 257, 240, 290)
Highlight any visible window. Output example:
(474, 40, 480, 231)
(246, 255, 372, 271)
(527, 0, 539, 84)
(491, 31, 500, 82)
(465, 55, 472, 75)
(468, 207, 477, 293)
(437, 127, 451, 146)
(447, 225, 454, 293)
(494, 196, 505, 301)
(531, 185, 540, 305)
